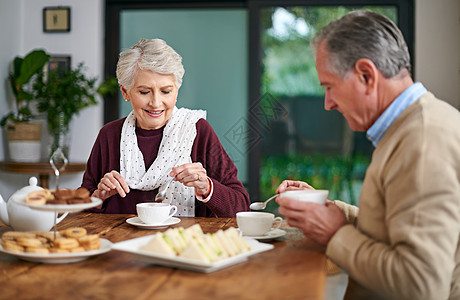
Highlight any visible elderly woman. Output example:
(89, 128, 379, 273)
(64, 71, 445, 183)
(81, 38, 250, 217)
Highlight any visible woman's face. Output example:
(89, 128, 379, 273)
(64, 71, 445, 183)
(121, 70, 178, 130)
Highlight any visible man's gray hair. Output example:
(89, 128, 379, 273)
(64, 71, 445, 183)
(116, 38, 185, 89)
(312, 10, 411, 79)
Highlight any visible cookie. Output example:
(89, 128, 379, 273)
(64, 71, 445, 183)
(49, 248, 69, 254)
(53, 238, 79, 250)
(2, 231, 36, 241)
(16, 237, 42, 248)
(62, 227, 87, 239)
(69, 247, 85, 253)
(25, 190, 53, 205)
(75, 187, 90, 199)
(26, 247, 49, 254)
(2, 240, 25, 253)
(78, 234, 100, 250)
(52, 189, 75, 200)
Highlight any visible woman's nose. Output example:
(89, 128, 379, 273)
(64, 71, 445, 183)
(149, 93, 160, 106)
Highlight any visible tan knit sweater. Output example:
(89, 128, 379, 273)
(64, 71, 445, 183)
(328, 92, 460, 300)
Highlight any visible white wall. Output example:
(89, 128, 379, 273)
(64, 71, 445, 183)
(0, 0, 104, 200)
(0, 0, 459, 201)
(414, 0, 460, 107)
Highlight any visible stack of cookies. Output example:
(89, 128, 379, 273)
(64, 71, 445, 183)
(1, 227, 100, 254)
(25, 187, 92, 205)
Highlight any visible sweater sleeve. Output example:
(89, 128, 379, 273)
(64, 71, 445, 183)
(333, 200, 359, 226)
(326, 98, 460, 299)
(192, 119, 250, 217)
(81, 119, 124, 213)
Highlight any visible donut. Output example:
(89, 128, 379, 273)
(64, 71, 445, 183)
(62, 227, 87, 239)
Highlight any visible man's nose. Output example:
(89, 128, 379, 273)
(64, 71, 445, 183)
(324, 93, 335, 111)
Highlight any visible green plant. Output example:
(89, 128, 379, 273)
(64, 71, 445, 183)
(260, 152, 371, 215)
(33, 62, 118, 156)
(1, 49, 50, 126)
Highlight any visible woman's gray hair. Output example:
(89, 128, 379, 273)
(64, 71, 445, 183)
(311, 10, 411, 79)
(116, 39, 185, 89)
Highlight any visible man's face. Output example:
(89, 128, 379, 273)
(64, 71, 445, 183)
(315, 42, 376, 132)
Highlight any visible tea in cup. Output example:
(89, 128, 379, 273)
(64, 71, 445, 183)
(280, 189, 328, 204)
(136, 203, 177, 224)
(236, 211, 282, 236)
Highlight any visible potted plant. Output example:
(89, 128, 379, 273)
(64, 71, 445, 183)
(33, 62, 117, 158)
(1, 49, 50, 162)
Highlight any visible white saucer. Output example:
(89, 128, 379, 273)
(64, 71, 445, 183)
(126, 216, 181, 229)
(239, 229, 286, 241)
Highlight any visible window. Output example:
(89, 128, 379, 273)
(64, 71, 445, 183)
(105, 0, 414, 212)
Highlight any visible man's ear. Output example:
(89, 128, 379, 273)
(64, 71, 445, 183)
(354, 58, 377, 94)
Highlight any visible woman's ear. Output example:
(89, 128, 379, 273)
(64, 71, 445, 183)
(120, 85, 129, 102)
(354, 58, 378, 94)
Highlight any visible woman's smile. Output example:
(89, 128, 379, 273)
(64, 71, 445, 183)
(121, 70, 178, 130)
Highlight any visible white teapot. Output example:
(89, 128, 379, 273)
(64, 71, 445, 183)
(0, 177, 68, 231)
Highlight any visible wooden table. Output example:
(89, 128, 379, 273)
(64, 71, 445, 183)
(0, 213, 327, 299)
(0, 161, 86, 188)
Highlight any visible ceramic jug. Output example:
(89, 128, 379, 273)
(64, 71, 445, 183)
(0, 177, 68, 231)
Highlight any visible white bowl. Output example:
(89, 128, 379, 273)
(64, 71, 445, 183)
(280, 190, 328, 204)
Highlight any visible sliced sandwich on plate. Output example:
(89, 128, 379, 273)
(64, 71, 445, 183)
(139, 224, 251, 263)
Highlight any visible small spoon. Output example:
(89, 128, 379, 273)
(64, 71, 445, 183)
(249, 194, 279, 210)
(49, 147, 68, 191)
(154, 176, 176, 203)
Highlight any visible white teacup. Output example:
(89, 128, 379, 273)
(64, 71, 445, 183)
(236, 211, 282, 236)
(136, 203, 177, 224)
(280, 189, 329, 204)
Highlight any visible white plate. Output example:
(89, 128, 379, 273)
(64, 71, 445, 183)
(0, 238, 112, 264)
(126, 217, 181, 229)
(238, 229, 287, 241)
(14, 196, 102, 213)
(112, 235, 274, 273)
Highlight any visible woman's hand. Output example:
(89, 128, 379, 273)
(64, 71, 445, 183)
(92, 170, 130, 201)
(276, 180, 314, 194)
(170, 162, 211, 198)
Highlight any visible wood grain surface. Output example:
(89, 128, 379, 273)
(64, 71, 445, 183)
(0, 213, 326, 299)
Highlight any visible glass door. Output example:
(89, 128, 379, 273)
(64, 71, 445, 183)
(249, 5, 402, 212)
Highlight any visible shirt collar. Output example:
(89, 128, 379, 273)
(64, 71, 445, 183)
(367, 82, 427, 147)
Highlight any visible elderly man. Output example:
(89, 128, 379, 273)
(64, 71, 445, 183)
(276, 10, 460, 299)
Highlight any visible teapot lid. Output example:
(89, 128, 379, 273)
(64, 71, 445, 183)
(8, 177, 43, 204)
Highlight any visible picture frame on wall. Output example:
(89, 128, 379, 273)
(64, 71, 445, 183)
(43, 7, 71, 32)
(47, 55, 71, 78)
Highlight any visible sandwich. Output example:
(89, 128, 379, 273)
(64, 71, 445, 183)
(139, 224, 251, 262)
(139, 233, 175, 257)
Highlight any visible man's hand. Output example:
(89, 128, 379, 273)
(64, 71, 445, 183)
(277, 196, 348, 246)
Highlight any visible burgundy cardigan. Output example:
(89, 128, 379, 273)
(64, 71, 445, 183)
(81, 118, 250, 217)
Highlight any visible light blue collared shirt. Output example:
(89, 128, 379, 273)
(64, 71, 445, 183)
(367, 82, 427, 147)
